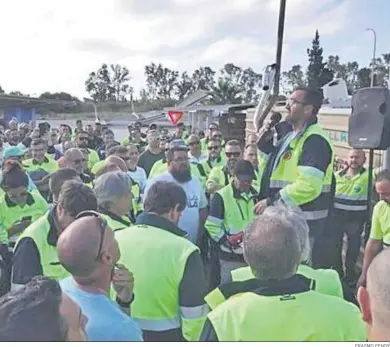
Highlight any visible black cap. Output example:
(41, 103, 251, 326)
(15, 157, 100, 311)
(234, 160, 255, 181)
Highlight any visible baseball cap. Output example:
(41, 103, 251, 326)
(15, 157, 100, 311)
(168, 139, 188, 150)
(4, 146, 27, 160)
(234, 160, 255, 181)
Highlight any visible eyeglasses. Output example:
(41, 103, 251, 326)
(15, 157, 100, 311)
(226, 152, 241, 158)
(188, 141, 200, 146)
(208, 146, 220, 150)
(76, 210, 107, 260)
(287, 98, 308, 107)
(79, 137, 88, 141)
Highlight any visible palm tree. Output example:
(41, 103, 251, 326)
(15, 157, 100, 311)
(211, 79, 243, 104)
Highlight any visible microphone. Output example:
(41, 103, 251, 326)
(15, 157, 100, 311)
(257, 112, 282, 145)
(269, 112, 282, 128)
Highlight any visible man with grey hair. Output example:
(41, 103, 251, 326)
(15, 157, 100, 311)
(358, 248, 390, 341)
(95, 172, 134, 231)
(200, 213, 366, 341)
(205, 203, 345, 310)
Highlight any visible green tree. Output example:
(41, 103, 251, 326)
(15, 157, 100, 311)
(110, 64, 132, 102)
(211, 79, 243, 104)
(175, 71, 195, 100)
(282, 64, 305, 92)
(144, 63, 179, 100)
(85, 64, 114, 102)
(0, 85, 4, 94)
(191, 66, 216, 91)
(239, 67, 262, 102)
(39, 92, 79, 102)
(306, 30, 334, 88)
(327, 56, 359, 93)
(355, 68, 371, 89)
(9, 91, 26, 96)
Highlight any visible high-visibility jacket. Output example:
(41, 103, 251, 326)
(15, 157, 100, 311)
(206, 166, 232, 190)
(205, 183, 257, 244)
(14, 211, 69, 280)
(23, 156, 59, 174)
(115, 222, 206, 341)
(205, 275, 366, 341)
(334, 168, 369, 212)
(85, 148, 100, 170)
(0, 191, 48, 245)
(266, 122, 334, 221)
(198, 157, 226, 178)
(205, 264, 343, 310)
(99, 210, 133, 231)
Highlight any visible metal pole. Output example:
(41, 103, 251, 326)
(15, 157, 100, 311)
(273, 0, 287, 96)
(366, 28, 377, 87)
(364, 28, 378, 236)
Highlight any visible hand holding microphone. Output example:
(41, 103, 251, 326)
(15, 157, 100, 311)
(257, 112, 282, 143)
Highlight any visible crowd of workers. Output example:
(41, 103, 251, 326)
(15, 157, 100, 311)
(0, 87, 389, 341)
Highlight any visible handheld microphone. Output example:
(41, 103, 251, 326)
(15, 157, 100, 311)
(269, 112, 282, 128)
(257, 112, 282, 145)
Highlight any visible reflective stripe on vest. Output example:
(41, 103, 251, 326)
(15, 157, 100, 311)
(268, 124, 334, 221)
(334, 194, 368, 211)
(136, 317, 181, 331)
(270, 180, 331, 193)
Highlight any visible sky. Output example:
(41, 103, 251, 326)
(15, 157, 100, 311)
(0, 0, 388, 99)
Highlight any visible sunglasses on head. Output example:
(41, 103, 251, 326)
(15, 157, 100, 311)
(76, 210, 107, 260)
(226, 152, 241, 158)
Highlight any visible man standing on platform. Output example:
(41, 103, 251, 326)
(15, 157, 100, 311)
(255, 87, 334, 268)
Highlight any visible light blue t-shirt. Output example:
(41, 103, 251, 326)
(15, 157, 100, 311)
(60, 277, 143, 342)
(145, 172, 208, 243)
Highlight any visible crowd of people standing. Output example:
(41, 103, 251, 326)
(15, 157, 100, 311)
(0, 87, 389, 341)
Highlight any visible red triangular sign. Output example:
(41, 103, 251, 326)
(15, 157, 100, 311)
(167, 110, 184, 126)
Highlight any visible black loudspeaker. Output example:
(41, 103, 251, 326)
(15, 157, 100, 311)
(348, 87, 390, 149)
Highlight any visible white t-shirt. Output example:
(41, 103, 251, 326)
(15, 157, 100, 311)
(127, 167, 147, 192)
(144, 172, 208, 244)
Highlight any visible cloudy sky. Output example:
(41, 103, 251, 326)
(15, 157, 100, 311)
(0, 0, 388, 98)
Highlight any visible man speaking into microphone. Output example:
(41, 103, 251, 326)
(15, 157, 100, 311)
(255, 87, 334, 268)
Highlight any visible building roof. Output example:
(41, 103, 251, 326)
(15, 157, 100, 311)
(0, 94, 76, 109)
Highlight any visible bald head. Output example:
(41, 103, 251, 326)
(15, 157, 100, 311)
(57, 216, 102, 277)
(104, 155, 127, 172)
(366, 249, 390, 325)
(243, 215, 300, 280)
(348, 149, 366, 170)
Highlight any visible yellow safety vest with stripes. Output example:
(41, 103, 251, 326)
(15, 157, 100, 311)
(334, 168, 369, 212)
(115, 224, 203, 341)
(205, 183, 257, 244)
(15, 212, 70, 280)
(269, 124, 334, 221)
(206, 280, 366, 341)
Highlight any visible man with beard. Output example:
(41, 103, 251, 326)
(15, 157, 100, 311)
(255, 87, 334, 269)
(144, 140, 208, 245)
(63, 148, 93, 185)
(96, 129, 117, 160)
(7, 129, 20, 146)
(206, 140, 243, 195)
(205, 160, 258, 284)
(358, 170, 390, 288)
(75, 130, 100, 170)
(329, 149, 369, 286)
